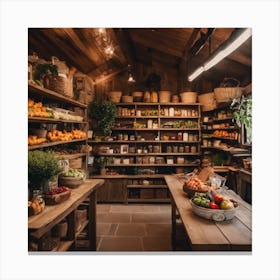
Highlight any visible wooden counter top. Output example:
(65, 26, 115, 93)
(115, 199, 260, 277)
(165, 175, 252, 251)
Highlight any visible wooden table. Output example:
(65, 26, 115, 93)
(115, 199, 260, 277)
(28, 179, 104, 252)
(165, 175, 252, 251)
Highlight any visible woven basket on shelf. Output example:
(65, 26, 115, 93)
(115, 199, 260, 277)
(214, 78, 243, 103)
(159, 91, 171, 103)
(107, 91, 122, 103)
(121, 95, 133, 103)
(44, 74, 70, 96)
(198, 92, 217, 111)
(180, 92, 197, 103)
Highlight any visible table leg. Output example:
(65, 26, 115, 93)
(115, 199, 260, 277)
(171, 196, 177, 251)
(89, 190, 97, 251)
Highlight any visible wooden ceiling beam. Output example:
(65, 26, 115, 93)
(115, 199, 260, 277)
(182, 28, 201, 59)
(92, 67, 127, 85)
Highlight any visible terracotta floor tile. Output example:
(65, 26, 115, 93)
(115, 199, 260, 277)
(110, 204, 160, 213)
(131, 212, 171, 223)
(97, 223, 111, 236)
(108, 223, 118, 235)
(159, 204, 172, 213)
(97, 212, 131, 223)
(97, 203, 111, 212)
(115, 223, 146, 236)
(146, 223, 171, 237)
(142, 236, 172, 251)
(98, 237, 143, 251)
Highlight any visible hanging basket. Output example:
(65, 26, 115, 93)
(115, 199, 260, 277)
(214, 78, 243, 104)
(44, 74, 70, 96)
(198, 92, 217, 111)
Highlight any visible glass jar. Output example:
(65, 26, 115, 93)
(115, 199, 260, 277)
(179, 145, 184, 153)
(183, 132, 189, 141)
(191, 146, 197, 153)
(177, 132, 183, 140)
(32, 189, 45, 208)
(169, 107, 174, 117)
(172, 145, 178, 153)
(166, 146, 172, 153)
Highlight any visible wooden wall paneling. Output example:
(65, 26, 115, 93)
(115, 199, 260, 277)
(97, 179, 127, 202)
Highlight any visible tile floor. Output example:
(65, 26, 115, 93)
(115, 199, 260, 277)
(96, 203, 173, 252)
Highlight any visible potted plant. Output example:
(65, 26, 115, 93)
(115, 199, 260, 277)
(28, 150, 62, 194)
(95, 156, 113, 175)
(231, 95, 252, 144)
(33, 63, 58, 87)
(88, 100, 117, 135)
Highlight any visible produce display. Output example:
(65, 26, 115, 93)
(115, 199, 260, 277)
(47, 129, 86, 142)
(28, 98, 53, 118)
(28, 197, 45, 216)
(184, 177, 216, 192)
(28, 135, 47, 145)
(162, 120, 198, 128)
(213, 130, 238, 139)
(191, 191, 239, 210)
(60, 169, 85, 179)
(45, 186, 71, 205)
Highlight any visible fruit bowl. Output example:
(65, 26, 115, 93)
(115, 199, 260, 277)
(58, 176, 85, 188)
(45, 187, 71, 205)
(183, 184, 208, 197)
(190, 199, 238, 221)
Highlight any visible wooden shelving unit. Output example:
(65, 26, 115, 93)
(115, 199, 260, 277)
(89, 102, 202, 203)
(28, 138, 87, 150)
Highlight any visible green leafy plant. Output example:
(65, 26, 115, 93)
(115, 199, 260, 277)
(88, 100, 117, 135)
(94, 156, 113, 169)
(33, 63, 58, 83)
(231, 96, 252, 143)
(28, 150, 61, 192)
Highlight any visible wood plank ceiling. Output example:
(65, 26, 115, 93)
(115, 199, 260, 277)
(28, 28, 251, 86)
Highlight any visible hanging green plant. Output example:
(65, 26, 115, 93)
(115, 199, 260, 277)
(33, 63, 58, 86)
(231, 95, 252, 143)
(88, 100, 117, 135)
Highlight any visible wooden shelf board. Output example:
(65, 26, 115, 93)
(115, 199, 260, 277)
(106, 164, 200, 167)
(202, 127, 238, 131)
(127, 198, 170, 203)
(28, 117, 87, 124)
(116, 102, 201, 106)
(28, 83, 87, 108)
(160, 116, 200, 119)
(98, 153, 200, 156)
(89, 175, 165, 179)
(112, 128, 199, 131)
(28, 138, 87, 150)
(88, 140, 201, 144)
(55, 153, 87, 160)
(116, 116, 158, 119)
(127, 185, 168, 189)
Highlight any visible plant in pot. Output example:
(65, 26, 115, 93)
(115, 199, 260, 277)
(231, 95, 252, 144)
(88, 100, 117, 135)
(95, 156, 113, 175)
(33, 63, 58, 87)
(28, 150, 62, 195)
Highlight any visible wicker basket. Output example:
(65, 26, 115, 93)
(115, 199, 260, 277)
(58, 176, 85, 188)
(121, 95, 133, 103)
(198, 92, 217, 111)
(180, 92, 197, 103)
(44, 74, 69, 96)
(132, 91, 143, 102)
(107, 91, 122, 103)
(159, 91, 171, 103)
(190, 200, 238, 221)
(69, 158, 82, 169)
(214, 87, 243, 103)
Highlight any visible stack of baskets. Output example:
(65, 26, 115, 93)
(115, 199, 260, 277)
(107, 91, 122, 103)
(159, 91, 171, 103)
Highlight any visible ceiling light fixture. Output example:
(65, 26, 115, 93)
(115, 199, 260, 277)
(188, 28, 252, 82)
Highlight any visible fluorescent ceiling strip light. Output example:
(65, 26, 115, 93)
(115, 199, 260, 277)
(188, 28, 252, 82)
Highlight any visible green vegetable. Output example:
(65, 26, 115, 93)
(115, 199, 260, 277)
(192, 197, 202, 206)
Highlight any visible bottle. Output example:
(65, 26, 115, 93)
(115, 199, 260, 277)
(169, 107, 174, 117)
(183, 132, 189, 141)
(177, 132, 183, 140)
(144, 91, 151, 103)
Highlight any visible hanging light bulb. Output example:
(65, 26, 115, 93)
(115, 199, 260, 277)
(128, 73, 135, 83)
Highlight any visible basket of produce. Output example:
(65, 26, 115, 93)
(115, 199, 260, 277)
(198, 92, 217, 111)
(107, 91, 122, 103)
(214, 78, 243, 104)
(190, 191, 239, 221)
(58, 169, 86, 188)
(180, 92, 197, 104)
(44, 186, 71, 205)
(183, 177, 219, 197)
